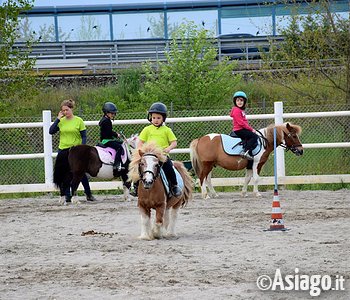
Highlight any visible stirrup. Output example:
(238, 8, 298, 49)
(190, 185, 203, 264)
(113, 163, 122, 171)
(240, 150, 253, 161)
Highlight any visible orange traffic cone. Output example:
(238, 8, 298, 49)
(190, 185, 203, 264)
(265, 190, 289, 231)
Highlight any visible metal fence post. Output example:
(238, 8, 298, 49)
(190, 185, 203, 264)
(274, 102, 285, 177)
(43, 110, 53, 186)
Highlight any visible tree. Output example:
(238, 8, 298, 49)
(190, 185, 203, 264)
(262, 0, 350, 106)
(0, 0, 42, 112)
(140, 21, 240, 110)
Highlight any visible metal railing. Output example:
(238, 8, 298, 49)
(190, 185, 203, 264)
(10, 36, 284, 73)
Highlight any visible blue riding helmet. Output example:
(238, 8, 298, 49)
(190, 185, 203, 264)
(233, 91, 248, 108)
(233, 91, 247, 101)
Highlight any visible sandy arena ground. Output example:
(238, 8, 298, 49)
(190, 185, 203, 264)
(0, 189, 349, 299)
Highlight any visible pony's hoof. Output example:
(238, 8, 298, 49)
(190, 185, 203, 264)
(124, 196, 134, 202)
(58, 197, 66, 205)
(152, 223, 165, 238)
(138, 234, 153, 241)
(241, 192, 248, 198)
(152, 230, 164, 240)
(71, 197, 81, 204)
(165, 233, 178, 240)
(201, 193, 210, 199)
(254, 192, 262, 198)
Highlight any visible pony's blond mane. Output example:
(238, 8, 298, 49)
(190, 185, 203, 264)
(265, 123, 302, 145)
(128, 142, 167, 182)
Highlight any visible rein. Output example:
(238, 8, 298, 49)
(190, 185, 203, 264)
(120, 132, 133, 153)
(256, 129, 268, 149)
(258, 127, 301, 154)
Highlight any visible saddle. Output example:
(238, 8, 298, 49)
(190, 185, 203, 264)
(220, 134, 261, 156)
(160, 167, 184, 197)
(95, 143, 129, 165)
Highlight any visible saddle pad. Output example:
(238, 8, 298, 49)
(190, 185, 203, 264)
(221, 134, 261, 156)
(95, 146, 116, 165)
(120, 143, 128, 164)
(160, 167, 184, 197)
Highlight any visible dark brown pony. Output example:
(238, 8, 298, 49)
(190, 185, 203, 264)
(128, 142, 193, 240)
(190, 123, 303, 198)
(53, 135, 138, 204)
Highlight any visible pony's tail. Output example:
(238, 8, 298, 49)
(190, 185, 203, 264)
(173, 161, 193, 207)
(189, 138, 202, 178)
(53, 149, 70, 188)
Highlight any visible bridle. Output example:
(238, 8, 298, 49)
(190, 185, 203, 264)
(139, 153, 161, 183)
(257, 128, 303, 155)
(280, 131, 303, 154)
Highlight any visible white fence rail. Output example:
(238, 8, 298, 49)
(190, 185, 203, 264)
(0, 102, 349, 194)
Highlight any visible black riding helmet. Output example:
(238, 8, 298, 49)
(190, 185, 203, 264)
(102, 102, 118, 114)
(147, 102, 167, 122)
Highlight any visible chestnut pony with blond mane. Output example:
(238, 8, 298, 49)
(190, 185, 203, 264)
(128, 142, 193, 240)
(190, 123, 303, 199)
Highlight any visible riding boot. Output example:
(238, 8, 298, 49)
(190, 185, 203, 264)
(113, 157, 122, 172)
(171, 185, 182, 197)
(130, 181, 139, 197)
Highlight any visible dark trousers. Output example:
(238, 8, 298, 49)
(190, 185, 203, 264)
(233, 129, 258, 155)
(104, 140, 124, 165)
(162, 157, 178, 186)
(58, 149, 92, 197)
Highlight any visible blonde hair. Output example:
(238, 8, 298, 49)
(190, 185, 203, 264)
(60, 99, 75, 109)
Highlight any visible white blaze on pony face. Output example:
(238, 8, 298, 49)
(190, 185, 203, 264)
(141, 155, 160, 188)
(206, 133, 220, 140)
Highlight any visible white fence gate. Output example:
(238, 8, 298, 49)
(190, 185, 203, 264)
(0, 102, 349, 194)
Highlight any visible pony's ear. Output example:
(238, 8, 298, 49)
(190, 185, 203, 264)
(286, 123, 291, 130)
(138, 149, 144, 157)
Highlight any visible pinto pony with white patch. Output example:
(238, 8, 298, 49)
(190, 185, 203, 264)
(53, 134, 139, 204)
(190, 123, 303, 199)
(128, 142, 193, 240)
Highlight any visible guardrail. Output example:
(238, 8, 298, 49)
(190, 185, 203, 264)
(10, 36, 284, 73)
(0, 102, 349, 194)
